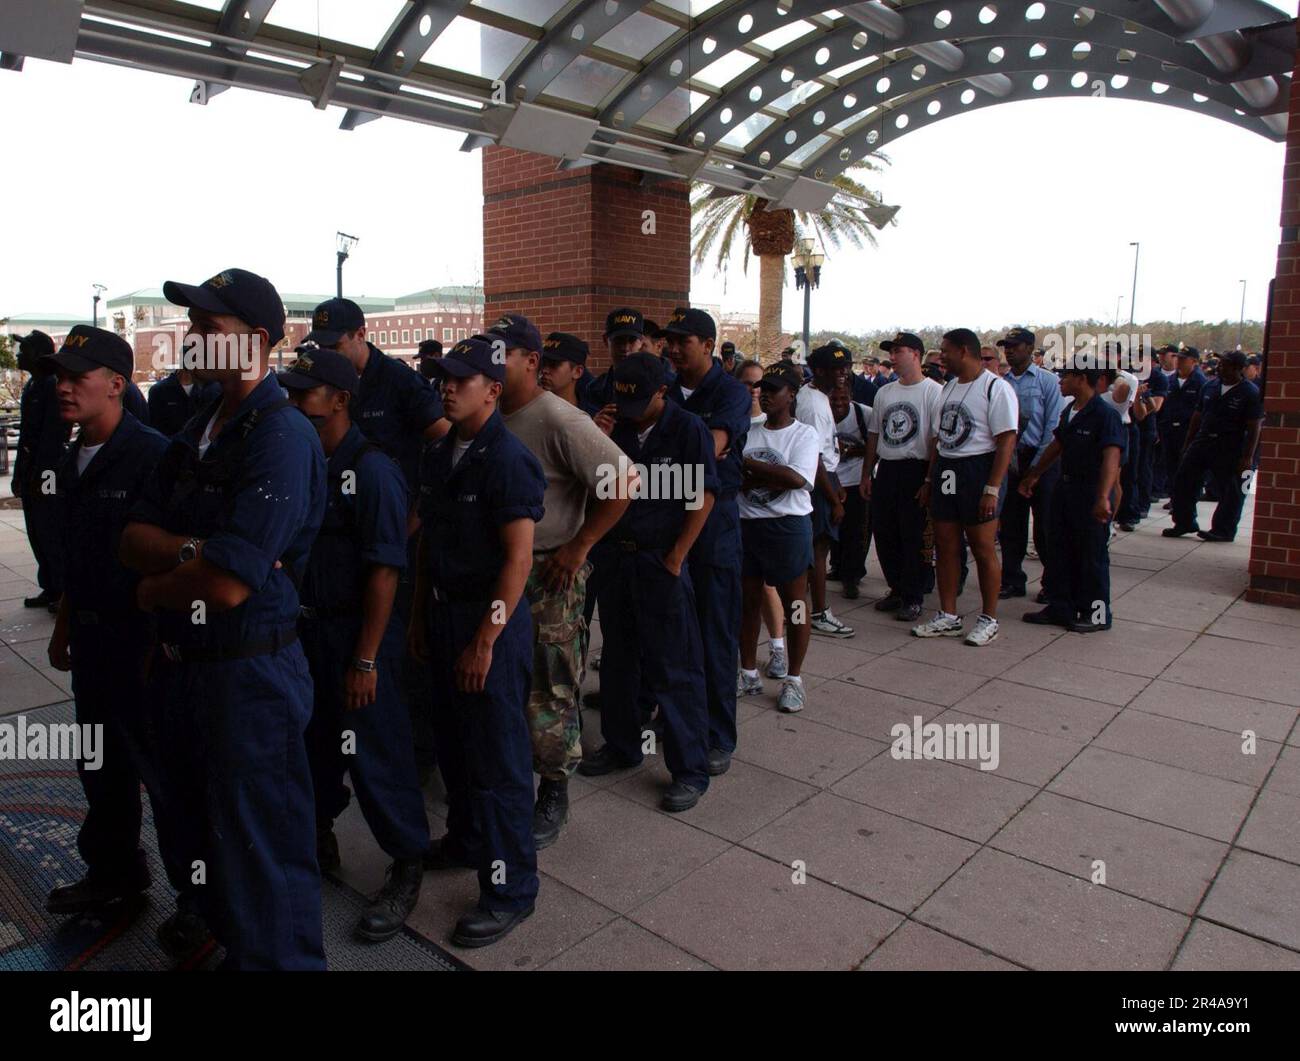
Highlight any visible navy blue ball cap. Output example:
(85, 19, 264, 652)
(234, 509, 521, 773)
(1177, 346, 1200, 360)
(163, 268, 286, 348)
(542, 332, 589, 365)
(1221, 349, 1248, 368)
(611, 351, 667, 418)
(996, 326, 1036, 348)
(809, 339, 853, 369)
(605, 308, 645, 340)
(278, 344, 358, 395)
(431, 337, 506, 383)
(880, 331, 924, 354)
(47, 325, 134, 378)
(306, 297, 366, 346)
(486, 312, 542, 354)
(664, 306, 716, 340)
(418, 338, 443, 359)
(761, 362, 802, 392)
(14, 330, 56, 360)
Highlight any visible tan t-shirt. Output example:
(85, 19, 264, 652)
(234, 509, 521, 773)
(502, 390, 626, 551)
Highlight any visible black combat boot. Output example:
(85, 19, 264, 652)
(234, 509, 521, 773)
(355, 859, 423, 942)
(532, 778, 569, 849)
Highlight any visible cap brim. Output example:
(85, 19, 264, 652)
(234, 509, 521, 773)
(429, 357, 482, 379)
(605, 328, 643, 340)
(162, 279, 231, 316)
(45, 350, 103, 374)
(758, 378, 793, 392)
(614, 395, 654, 418)
(277, 371, 324, 390)
(304, 329, 346, 347)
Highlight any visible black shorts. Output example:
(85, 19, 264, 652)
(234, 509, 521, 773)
(742, 515, 813, 586)
(930, 451, 1004, 527)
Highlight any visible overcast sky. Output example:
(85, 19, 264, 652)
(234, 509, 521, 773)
(1, 8, 1291, 335)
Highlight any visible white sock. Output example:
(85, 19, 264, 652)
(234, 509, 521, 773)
(786, 674, 803, 685)
(770, 638, 785, 652)
(742, 668, 759, 680)
(940, 611, 959, 621)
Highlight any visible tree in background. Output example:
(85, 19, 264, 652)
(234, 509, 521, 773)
(690, 159, 896, 358)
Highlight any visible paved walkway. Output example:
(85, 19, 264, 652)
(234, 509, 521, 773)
(1, 493, 1297, 971)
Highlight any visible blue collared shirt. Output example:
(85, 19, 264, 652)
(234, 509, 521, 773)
(1005, 362, 1063, 461)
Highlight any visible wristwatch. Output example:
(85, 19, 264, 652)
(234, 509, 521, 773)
(352, 658, 377, 673)
(982, 485, 1001, 497)
(178, 537, 201, 564)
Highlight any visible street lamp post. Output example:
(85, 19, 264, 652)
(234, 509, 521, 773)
(1178, 305, 1186, 341)
(1114, 295, 1124, 329)
(336, 231, 359, 298)
(1238, 280, 1247, 350)
(1128, 241, 1140, 328)
(92, 283, 107, 328)
(791, 236, 824, 358)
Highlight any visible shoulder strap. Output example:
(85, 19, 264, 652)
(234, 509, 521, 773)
(852, 402, 869, 440)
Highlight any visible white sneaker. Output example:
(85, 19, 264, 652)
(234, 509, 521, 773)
(736, 670, 763, 696)
(764, 645, 788, 679)
(912, 612, 965, 638)
(777, 678, 805, 713)
(965, 614, 1000, 647)
(811, 609, 855, 638)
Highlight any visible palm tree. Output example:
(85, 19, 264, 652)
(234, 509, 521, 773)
(690, 162, 897, 358)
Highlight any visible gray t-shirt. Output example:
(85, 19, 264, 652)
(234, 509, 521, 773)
(502, 390, 627, 551)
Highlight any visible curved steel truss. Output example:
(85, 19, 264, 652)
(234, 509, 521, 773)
(1, 0, 1292, 208)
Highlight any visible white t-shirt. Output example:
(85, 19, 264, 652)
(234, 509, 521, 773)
(833, 403, 874, 488)
(198, 408, 220, 457)
(1099, 370, 1138, 424)
(793, 384, 839, 474)
(936, 370, 1019, 458)
(451, 439, 472, 467)
(871, 378, 944, 463)
(750, 413, 766, 428)
(740, 420, 820, 519)
(76, 441, 105, 476)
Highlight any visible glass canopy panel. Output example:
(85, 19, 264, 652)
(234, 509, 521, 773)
(768, 79, 822, 113)
(718, 111, 775, 148)
(786, 132, 831, 167)
(692, 50, 760, 90)
(547, 54, 629, 106)
(638, 87, 691, 132)
(262, 0, 408, 48)
(593, 12, 679, 60)
(420, 18, 532, 80)
(657, 0, 733, 16)
(752, 20, 816, 52)
(470, 0, 570, 27)
(826, 56, 875, 80)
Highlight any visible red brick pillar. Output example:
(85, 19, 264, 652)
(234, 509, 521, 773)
(481, 147, 691, 371)
(1248, 30, 1300, 607)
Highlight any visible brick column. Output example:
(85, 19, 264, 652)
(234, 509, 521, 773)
(1248, 28, 1300, 607)
(481, 147, 691, 371)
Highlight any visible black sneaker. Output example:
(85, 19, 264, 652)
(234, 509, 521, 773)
(1035, 589, 1049, 604)
(23, 589, 57, 609)
(46, 866, 150, 915)
(1196, 530, 1234, 542)
(707, 748, 732, 776)
(1162, 526, 1197, 538)
(841, 581, 860, 600)
(998, 585, 1026, 600)
(532, 778, 569, 849)
(660, 781, 703, 813)
(577, 744, 639, 777)
(1118, 523, 1137, 533)
(157, 903, 212, 960)
(451, 905, 534, 948)
(894, 602, 923, 622)
(355, 859, 423, 942)
(1023, 607, 1071, 627)
(874, 593, 903, 612)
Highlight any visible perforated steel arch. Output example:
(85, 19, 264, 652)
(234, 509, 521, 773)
(2, 0, 1292, 205)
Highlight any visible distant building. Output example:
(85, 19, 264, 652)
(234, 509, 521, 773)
(2, 312, 85, 349)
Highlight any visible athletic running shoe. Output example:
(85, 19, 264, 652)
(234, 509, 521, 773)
(895, 602, 923, 622)
(764, 645, 788, 679)
(912, 612, 965, 638)
(777, 679, 805, 713)
(965, 614, 1000, 647)
(736, 670, 763, 696)
(811, 609, 855, 638)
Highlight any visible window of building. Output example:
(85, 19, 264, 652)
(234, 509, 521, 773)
(456, 328, 468, 340)
(379, 331, 388, 344)
(442, 327, 453, 341)
(368, 332, 375, 343)
(402, 330, 410, 344)
(413, 329, 422, 342)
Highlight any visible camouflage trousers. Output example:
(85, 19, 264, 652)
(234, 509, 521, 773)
(525, 553, 589, 781)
